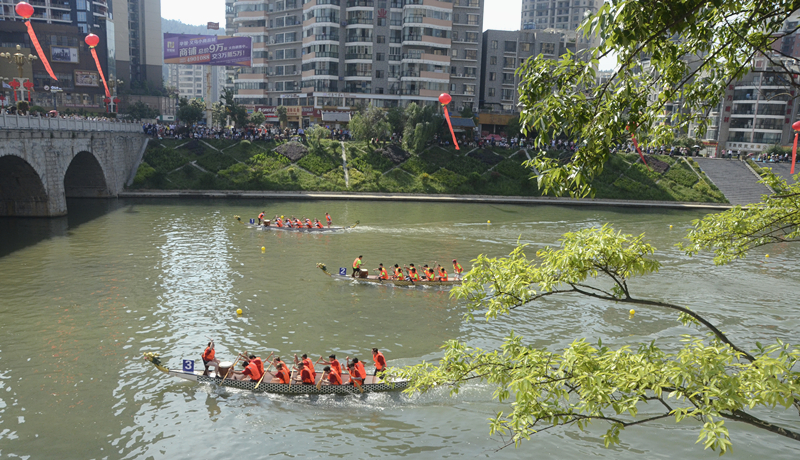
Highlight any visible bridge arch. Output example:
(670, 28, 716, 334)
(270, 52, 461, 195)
(0, 155, 49, 216)
(64, 151, 110, 198)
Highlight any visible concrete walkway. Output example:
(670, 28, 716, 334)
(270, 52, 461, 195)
(694, 158, 771, 206)
(119, 190, 733, 210)
(757, 162, 798, 184)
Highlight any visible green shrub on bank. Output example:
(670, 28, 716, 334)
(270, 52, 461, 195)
(144, 147, 192, 173)
(132, 162, 156, 187)
(297, 150, 340, 175)
(196, 152, 237, 173)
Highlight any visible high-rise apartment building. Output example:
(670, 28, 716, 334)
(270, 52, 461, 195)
(230, 0, 484, 127)
(0, 0, 108, 32)
(167, 64, 228, 104)
(111, 0, 162, 88)
(520, 0, 598, 46)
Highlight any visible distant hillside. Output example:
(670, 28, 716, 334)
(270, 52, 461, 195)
(160, 18, 227, 82)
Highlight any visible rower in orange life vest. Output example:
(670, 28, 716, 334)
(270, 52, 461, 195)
(452, 259, 463, 280)
(319, 354, 342, 383)
(240, 353, 264, 376)
(346, 357, 366, 387)
(405, 264, 420, 281)
(437, 264, 448, 281)
(352, 255, 363, 278)
(201, 339, 220, 376)
(257, 211, 265, 225)
(393, 264, 404, 280)
(272, 362, 291, 384)
(295, 361, 316, 385)
(372, 348, 387, 377)
(233, 357, 263, 381)
(304, 218, 313, 228)
(294, 353, 316, 376)
(325, 212, 332, 228)
(423, 264, 436, 281)
(314, 219, 324, 229)
(322, 366, 342, 385)
(275, 215, 284, 227)
(374, 263, 389, 280)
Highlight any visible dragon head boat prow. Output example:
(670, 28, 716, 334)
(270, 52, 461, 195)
(143, 352, 170, 374)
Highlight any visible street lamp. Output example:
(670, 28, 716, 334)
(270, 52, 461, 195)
(0, 45, 38, 103)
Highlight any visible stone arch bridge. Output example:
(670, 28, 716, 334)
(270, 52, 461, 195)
(0, 116, 147, 217)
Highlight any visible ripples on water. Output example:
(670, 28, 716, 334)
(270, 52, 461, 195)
(0, 200, 797, 458)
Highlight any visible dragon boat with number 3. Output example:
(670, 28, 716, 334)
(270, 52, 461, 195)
(316, 263, 463, 287)
(234, 215, 359, 233)
(143, 353, 406, 395)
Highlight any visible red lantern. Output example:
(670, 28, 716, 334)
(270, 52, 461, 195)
(113, 97, 120, 104)
(9, 80, 20, 90)
(438, 93, 452, 105)
(104, 97, 111, 103)
(15, 2, 34, 19)
(23, 80, 33, 89)
(85, 33, 100, 48)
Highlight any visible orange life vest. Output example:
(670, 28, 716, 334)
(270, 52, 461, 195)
(276, 367, 290, 384)
(326, 214, 331, 223)
(302, 357, 315, 375)
(395, 268, 404, 279)
(331, 360, 342, 377)
(373, 352, 386, 371)
(355, 361, 366, 379)
(300, 367, 315, 384)
(425, 268, 435, 280)
(409, 270, 420, 281)
(305, 221, 312, 228)
(253, 357, 264, 375)
(243, 361, 262, 381)
(379, 267, 389, 279)
(202, 346, 214, 361)
(328, 371, 342, 385)
(315, 221, 323, 228)
(353, 258, 362, 269)
(439, 268, 447, 281)
(276, 219, 284, 227)
(453, 262, 463, 273)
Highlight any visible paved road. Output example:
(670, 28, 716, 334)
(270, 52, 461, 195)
(119, 190, 733, 210)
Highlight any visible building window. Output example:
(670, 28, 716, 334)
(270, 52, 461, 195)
(376, 53, 385, 61)
(541, 42, 556, 54)
(488, 87, 495, 97)
(451, 49, 458, 57)
(503, 57, 515, 68)
(504, 41, 516, 52)
(465, 49, 477, 60)
(491, 40, 498, 49)
(376, 70, 384, 78)
(377, 35, 386, 43)
(377, 18, 386, 26)
(521, 42, 531, 52)
(502, 89, 514, 100)
(490, 56, 497, 65)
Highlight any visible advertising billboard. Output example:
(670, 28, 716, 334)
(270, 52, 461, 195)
(51, 46, 79, 63)
(163, 33, 252, 66)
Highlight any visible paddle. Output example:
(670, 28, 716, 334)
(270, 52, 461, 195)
(223, 353, 243, 382)
(254, 351, 274, 390)
(287, 366, 297, 388)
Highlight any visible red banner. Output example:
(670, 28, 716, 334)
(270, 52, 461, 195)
(25, 21, 57, 81)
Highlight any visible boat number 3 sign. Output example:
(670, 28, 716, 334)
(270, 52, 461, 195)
(183, 360, 194, 373)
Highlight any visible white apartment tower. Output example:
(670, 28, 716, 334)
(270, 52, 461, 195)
(230, 0, 484, 127)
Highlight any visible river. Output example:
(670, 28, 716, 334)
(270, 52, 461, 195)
(0, 199, 797, 459)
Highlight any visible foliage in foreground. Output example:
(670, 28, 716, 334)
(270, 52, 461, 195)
(518, 0, 799, 197)
(392, 225, 800, 453)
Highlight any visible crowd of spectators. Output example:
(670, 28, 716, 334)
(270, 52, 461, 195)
(142, 122, 355, 143)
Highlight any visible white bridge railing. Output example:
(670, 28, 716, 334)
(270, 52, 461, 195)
(0, 112, 142, 133)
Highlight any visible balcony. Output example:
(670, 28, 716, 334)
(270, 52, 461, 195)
(347, 0, 373, 6)
(345, 53, 373, 60)
(345, 35, 373, 43)
(345, 71, 372, 77)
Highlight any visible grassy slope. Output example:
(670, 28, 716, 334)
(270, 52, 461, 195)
(129, 139, 726, 203)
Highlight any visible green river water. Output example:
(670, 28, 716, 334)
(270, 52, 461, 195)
(0, 198, 797, 459)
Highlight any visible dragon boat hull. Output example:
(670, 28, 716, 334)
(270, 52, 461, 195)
(317, 264, 462, 287)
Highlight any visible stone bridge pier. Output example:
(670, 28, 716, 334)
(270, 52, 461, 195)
(0, 129, 147, 217)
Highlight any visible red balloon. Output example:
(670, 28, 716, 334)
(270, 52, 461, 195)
(15, 2, 34, 19)
(85, 34, 100, 47)
(793, 120, 800, 131)
(438, 93, 451, 105)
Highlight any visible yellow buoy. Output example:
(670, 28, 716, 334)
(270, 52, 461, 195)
(236, 308, 243, 315)
(629, 309, 635, 316)
(765, 254, 769, 258)
(261, 246, 265, 251)
(669, 225, 673, 228)
(487, 220, 491, 224)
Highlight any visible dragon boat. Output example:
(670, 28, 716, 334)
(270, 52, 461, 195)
(235, 216, 358, 232)
(317, 263, 463, 287)
(143, 352, 406, 395)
